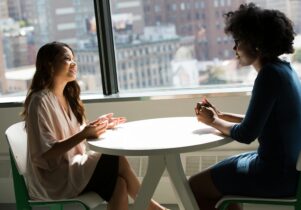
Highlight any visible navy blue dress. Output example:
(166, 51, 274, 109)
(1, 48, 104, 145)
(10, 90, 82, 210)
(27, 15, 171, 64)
(211, 60, 301, 197)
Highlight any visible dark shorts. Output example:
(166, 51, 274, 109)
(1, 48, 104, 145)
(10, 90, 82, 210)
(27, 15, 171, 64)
(211, 151, 298, 198)
(81, 154, 119, 201)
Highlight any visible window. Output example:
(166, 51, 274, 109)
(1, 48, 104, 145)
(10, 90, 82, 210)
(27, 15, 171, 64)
(111, 0, 301, 92)
(0, 0, 102, 98)
(0, 0, 301, 100)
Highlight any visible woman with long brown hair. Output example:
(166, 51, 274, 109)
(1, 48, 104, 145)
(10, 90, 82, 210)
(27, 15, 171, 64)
(22, 41, 167, 210)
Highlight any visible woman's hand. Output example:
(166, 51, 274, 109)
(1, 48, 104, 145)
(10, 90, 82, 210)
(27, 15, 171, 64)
(195, 105, 218, 125)
(82, 118, 108, 139)
(98, 113, 127, 129)
(197, 97, 222, 116)
(195, 97, 220, 125)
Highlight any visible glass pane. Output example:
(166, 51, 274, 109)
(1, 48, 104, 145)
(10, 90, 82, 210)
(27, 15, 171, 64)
(110, 0, 301, 92)
(0, 0, 102, 98)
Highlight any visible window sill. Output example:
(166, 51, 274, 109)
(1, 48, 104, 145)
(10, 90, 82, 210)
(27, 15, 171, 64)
(0, 86, 252, 108)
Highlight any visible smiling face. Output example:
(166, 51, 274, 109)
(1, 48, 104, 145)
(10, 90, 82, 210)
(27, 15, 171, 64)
(53, 46, 77, 84)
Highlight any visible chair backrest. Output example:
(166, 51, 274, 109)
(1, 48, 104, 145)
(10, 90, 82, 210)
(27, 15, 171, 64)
(5, 121, 31, 209)
(5, 121, 27, 175)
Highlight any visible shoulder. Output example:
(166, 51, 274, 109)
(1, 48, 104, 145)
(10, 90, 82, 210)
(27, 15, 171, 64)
(261, 60, 292, 75)
(258, 60, 292, 81)
(28, 89, 54, 111)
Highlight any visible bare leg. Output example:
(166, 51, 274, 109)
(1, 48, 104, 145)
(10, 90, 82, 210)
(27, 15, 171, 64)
(188, 169, 242, 210)
(107, 176, 129, 210)
(118, 156, 167, 210)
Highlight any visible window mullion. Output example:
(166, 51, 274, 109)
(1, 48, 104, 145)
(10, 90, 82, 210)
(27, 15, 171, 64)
(94, 0, 118, 95)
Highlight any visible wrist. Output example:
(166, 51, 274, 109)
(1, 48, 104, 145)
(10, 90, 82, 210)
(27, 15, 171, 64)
(217, 112, 224, 119)
(79, 128, 88, 140)
(206, 115, 218, 126)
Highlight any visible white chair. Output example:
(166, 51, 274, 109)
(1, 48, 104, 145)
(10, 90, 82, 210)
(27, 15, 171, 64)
(5, 121, 104, 210)
(215, 152, 301, 210)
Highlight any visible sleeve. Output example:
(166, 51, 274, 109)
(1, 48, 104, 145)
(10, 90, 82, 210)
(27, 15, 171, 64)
(230, 65, 281, 144)
(27, 96, 62, 170)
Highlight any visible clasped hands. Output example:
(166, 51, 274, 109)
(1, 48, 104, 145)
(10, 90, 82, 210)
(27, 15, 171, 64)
(195, 97, 221, 125)
(83, 113, 126, 139)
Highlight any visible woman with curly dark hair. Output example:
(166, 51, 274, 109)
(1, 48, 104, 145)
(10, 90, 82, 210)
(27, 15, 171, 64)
(22, 42, 168, 210)
(189, 3, 301, 210)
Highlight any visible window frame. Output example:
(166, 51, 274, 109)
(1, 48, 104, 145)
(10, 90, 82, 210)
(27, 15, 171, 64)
(94, 0, 119, 95)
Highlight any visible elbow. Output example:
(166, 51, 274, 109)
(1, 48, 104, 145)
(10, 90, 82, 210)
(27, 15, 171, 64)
(231, 124, 257, 144)
(236, 136, 256, 144)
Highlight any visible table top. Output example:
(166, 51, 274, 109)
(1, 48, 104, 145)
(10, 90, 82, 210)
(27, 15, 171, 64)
(87, 117, 233, 156)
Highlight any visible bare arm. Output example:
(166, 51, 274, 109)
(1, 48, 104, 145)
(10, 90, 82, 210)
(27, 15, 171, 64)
(198, 98, 244, 123)
(218, 112, 244, 123)
(42, 118, 108, 159)
(208, 117, 236, 136)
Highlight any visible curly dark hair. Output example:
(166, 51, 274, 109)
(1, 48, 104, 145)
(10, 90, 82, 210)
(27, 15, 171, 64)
(22, 42, 85, 124)
(224, 3, 295, 60)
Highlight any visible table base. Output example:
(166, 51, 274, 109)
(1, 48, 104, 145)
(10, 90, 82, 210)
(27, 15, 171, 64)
(131, 154, 199, 210)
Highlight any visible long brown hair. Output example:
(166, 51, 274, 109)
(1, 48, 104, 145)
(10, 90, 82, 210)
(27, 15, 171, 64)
(22, 41, 85, 124)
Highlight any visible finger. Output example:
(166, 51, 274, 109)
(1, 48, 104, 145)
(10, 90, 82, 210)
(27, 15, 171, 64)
(117, 117, 127, 124)
(194, 107, 199, 115)
(95, 124, 108, 134)
(98, 126, 107, 134)
(102, 113, 114, 119)
(97, 129, 107, 137)
(98, 113, 113, 122)
(89, 118, 102, 125)
(206, 100, 213, 107)
(95, 120, 108, 129)
(108, 120, 117, 129)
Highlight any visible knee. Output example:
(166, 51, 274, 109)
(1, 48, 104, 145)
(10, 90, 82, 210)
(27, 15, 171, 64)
(119, 156, 129, 166)
(119, 156, 131, 173)
(188, 170, 220, 197)
(115, 176, 128, 194)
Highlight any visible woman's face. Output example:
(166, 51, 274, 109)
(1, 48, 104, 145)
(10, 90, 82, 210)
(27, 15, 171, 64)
(233, 39, 258, 67)
(53, 46, 77, 83)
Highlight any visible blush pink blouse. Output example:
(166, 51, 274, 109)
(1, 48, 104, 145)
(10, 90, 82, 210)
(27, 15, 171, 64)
(25, 89, 101, 200)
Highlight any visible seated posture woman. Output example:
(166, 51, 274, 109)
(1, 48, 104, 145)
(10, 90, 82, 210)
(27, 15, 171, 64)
(189, 3, 301, 210)
(22, 41, 167, 210)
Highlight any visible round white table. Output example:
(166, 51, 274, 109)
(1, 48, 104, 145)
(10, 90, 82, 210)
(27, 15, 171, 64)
(88, 117, 233, 210)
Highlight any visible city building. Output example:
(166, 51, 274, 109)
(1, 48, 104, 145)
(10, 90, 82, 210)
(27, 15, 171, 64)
(33, 0, 77, 47)
(143, 0, 246, 60)
(0, 0, 9, 19)
(76, 49, 102, 92)
(110, 0, 145, 34)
